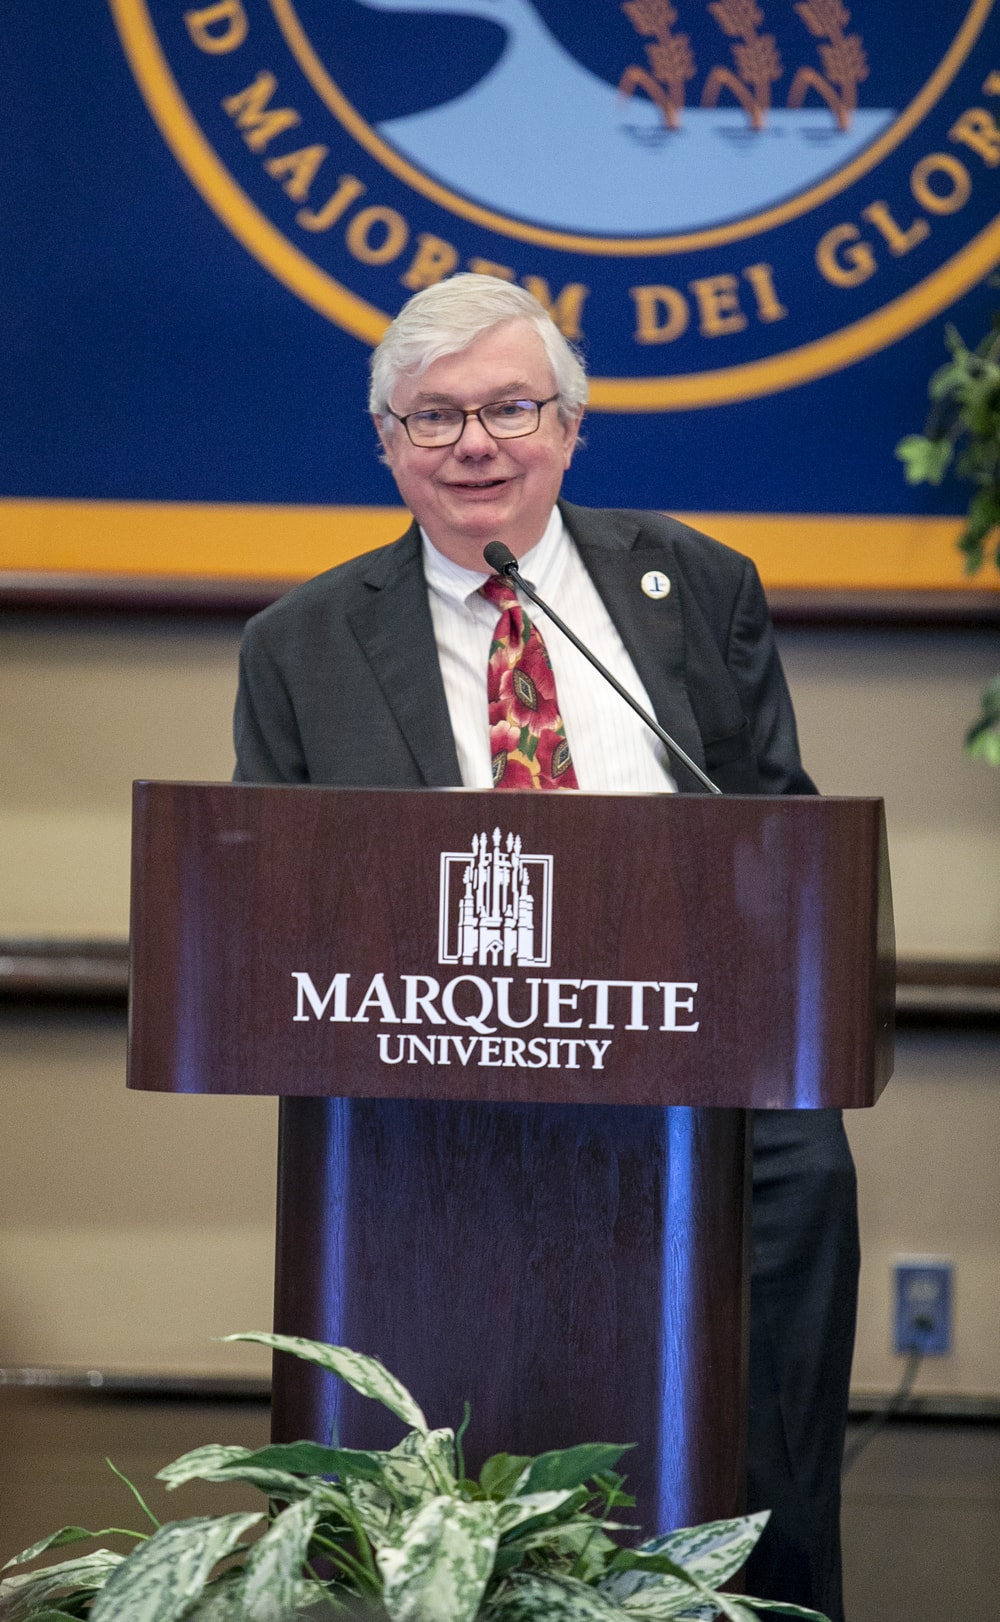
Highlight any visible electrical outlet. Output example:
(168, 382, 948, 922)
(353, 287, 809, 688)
(893, 1256, 953, 1355)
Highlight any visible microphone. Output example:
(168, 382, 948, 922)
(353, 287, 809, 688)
(482, 541, 722, 795)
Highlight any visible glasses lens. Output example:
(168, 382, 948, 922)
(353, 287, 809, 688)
(480, 400, 540, 437)
(406, 409, 464, 446)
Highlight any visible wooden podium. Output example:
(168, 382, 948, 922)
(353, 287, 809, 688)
(128, 783, 893, 1539)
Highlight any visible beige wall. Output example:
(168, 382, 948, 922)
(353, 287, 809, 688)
(0, 1007, 275, 1377)
(0, 612, 997, 1389)
(777, 626, 1000, 960)
(0, 616, 242, 936)
(847, 1031, 1000, 1397)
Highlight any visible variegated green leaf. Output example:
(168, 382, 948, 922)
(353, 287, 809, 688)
(616, 1589, 713, 1619)
(604, 1515, 769, 1608)
(602, 1570, 695, 1614)
(379, 1497, 499, 1622)
(494, 1519, 617, 1583)
(3, 1529, 110, 1571)
(497, 1491, 578, 1536)
(721, 1599, 832, 1620)
(645, 1607, 715, 1622)
(621, 1585, 756, 1622)
(384, 1428, 456, 1497)
(184, 1573, 333, 1622)
(638, 1511, 764, 1576)
(240, 1495, 323, 1622)
(0, 1550, 124, 1621)
(226, 1442, 386, 1483)
(339, 1480, 396, 1548)
(157, 1445, 256, 1487)
(306, 1481, 355, 1517)
(337, 1454, 431, 1541)
(699, 1607, 770, 1622)
(608, 1519, 771, 1622)
(486, 1572, 624, 1619)
(640, 1515, 770, 1588)
(298, 1477, 396, 1558)
(87, 1513, 261, 1622)
(414, 1428, 457, 1493)
(156, 1446, 311, 1502)
(348, 1429, 455, 1511)
(182, 1576, 346, 1622)
(516, 1446, 633, 1496)
(290, 1578, 340, 1613)
(223, 1335, 427, 1433)
(296, 1433, 453, 1531)
(179, 1570, 246, 1621)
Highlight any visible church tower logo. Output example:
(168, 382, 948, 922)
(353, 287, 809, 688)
(438, 829, 553, 969)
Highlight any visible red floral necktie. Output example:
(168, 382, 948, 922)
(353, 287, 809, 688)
(481, 574, 579, 790)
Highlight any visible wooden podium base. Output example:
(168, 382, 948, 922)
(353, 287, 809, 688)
(272, 1097, 749, 1538)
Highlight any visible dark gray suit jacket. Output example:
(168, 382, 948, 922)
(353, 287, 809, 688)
(234, 500, 814, 797)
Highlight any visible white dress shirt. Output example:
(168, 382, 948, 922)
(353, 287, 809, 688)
(422, 508, 677, 793)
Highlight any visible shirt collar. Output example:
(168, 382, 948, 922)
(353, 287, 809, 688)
(421, 506, 567, 612)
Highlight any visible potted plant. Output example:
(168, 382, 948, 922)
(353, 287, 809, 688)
(896, 282, 1000, 763)
(1, 1333, 829, 1622)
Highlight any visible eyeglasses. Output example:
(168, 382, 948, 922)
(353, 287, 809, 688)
(387, 395, 560, 448)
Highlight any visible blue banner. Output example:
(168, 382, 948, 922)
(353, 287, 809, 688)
(4, 3, 1000, 583)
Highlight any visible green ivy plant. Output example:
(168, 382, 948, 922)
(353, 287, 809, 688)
(0, 1333, 830, 1622)
(896, 284, 1000, 764)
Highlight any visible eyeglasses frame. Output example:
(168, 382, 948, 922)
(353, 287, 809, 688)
(386, 394, 561, 448)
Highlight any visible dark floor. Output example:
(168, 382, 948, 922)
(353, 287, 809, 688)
(840, 1418, 1000, 1622)
(2, 1393, 998, 1621)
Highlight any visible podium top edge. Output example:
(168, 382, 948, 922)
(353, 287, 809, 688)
(131, 781, 886, 805)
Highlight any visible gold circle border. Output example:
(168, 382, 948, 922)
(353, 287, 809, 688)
(271, 0, 994, 256)
(111, 0, 1000, 411)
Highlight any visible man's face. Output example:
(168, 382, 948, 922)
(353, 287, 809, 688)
(375, 319, 582, 570)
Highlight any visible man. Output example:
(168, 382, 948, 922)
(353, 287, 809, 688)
(234, 274, 858, 1621)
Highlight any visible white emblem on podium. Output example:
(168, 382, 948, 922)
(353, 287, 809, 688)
(438, 829, 553, 968)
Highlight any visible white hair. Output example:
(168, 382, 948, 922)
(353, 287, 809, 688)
(369, 274, 589, 424)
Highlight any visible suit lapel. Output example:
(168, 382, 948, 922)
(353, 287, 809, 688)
(560, 502, 709, 791)
(343, 504, 709, 792)
(346, 524, 462, 787)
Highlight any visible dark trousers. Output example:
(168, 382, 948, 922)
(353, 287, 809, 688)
(745, 1110, 860, 1622)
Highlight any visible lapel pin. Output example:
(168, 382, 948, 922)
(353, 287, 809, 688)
(640, 570, 671, 600)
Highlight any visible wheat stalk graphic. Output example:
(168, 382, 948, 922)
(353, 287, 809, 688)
(618, 0, 697, 131)
(788, 0, 868, 130)
(701, 0, 784, 131)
